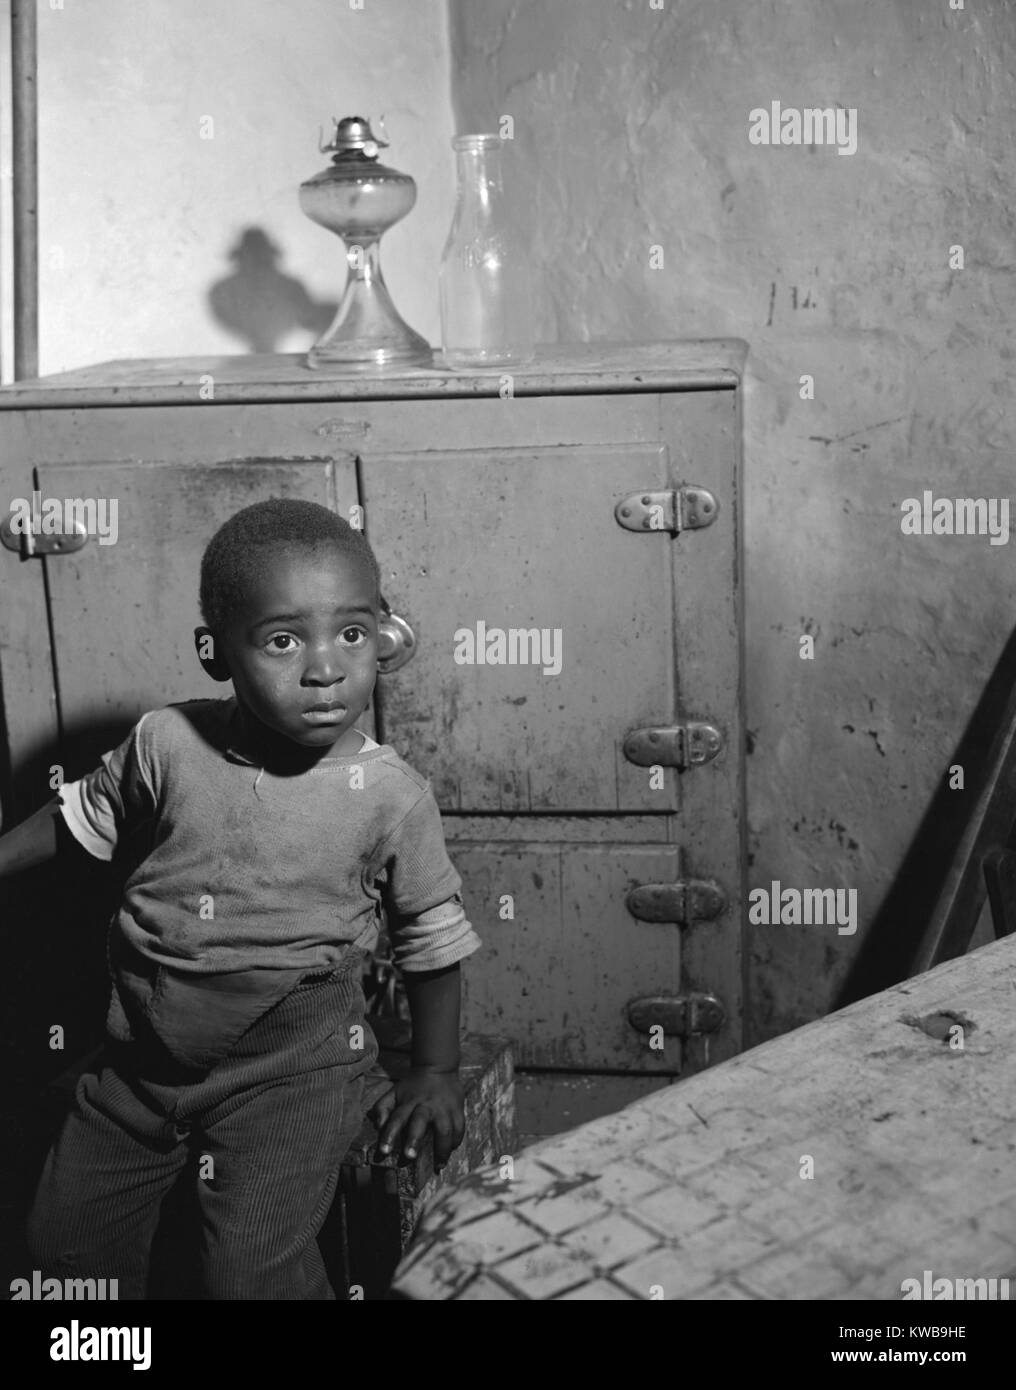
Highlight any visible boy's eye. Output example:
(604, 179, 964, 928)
(339, 626, 368, 647)
(265, 633, 298, 653)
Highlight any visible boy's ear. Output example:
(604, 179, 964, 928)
(194, 627, 231, 682)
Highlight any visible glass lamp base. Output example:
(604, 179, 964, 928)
(306, 338, 433, 371)
(305, 265, 432, 372)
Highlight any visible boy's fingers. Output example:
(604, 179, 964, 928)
(431, 1113, 456, 1168)
(378, 1096, 464, 1162)
(377, 1102, 414, 1154)
(401, 1105, 436, 1159)
(369, 1091, 396, 1128)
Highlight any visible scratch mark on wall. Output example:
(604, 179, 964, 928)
(808, 415, 908, 446)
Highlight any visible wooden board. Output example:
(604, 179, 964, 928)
(0, 340, 748, 409)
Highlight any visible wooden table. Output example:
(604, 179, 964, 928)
(390, 935, 1016, 1300)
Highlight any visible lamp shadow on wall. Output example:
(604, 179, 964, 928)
(207, 227, 337, 353)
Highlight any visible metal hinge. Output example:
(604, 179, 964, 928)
(626, 880, 727, 924)
(623, 722, 723, 769)
(627, 993, 725, 1038)
(0, 514, 88, 558)
(614, 486, 718, 535)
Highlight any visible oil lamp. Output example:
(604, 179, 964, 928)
(299, 115, 431, 370)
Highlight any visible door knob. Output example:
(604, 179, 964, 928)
(377, 596, 416, 673)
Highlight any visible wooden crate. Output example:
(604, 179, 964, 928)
(321, 1031, 517, 1300)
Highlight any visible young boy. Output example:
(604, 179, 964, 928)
(0, 498, 480, 1300)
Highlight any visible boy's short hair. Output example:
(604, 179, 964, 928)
(199, 498, 381, 633)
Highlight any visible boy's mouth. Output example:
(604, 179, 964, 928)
(302, 701, 347, 725)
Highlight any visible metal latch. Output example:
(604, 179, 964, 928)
(623, 722, 723, 769)
(627, 993, 725, 1037)
(377, 595, 417, 674)
(0, 513, 88, 558)
(614, 486, 718, 534)
(626, 880, 727, 924)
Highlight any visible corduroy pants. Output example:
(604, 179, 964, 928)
(26, 960, 379, 1300)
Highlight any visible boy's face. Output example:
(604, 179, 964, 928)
(211, 544, 379, 756)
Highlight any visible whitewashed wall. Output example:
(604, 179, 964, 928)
(2, 0, 454, 375)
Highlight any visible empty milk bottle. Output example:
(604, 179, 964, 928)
(439, 134, 534, 369)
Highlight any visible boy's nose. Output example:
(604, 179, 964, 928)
(302, 646, 345, 686)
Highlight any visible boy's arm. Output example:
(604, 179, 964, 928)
(375, 962, 465, 1168)
(404, 961, 462, 1072)
(371, 785, 481, 1168)
(1, 718, 156, 883)
(0, 797, 62, 878)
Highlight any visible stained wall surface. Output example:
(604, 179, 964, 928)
(448, 0, 1016, 1041)
(20, 0, 454, 373)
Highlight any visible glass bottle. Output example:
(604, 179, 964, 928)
(439, 135, 534, 369)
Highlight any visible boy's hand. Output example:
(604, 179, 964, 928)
(371, 1067, 464, 1169)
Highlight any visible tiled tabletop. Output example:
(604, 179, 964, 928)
(391, 935, 1016, 1300)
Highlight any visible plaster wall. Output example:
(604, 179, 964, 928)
(5, 0, 454, 374)
(449, 0, 1016, 1041)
